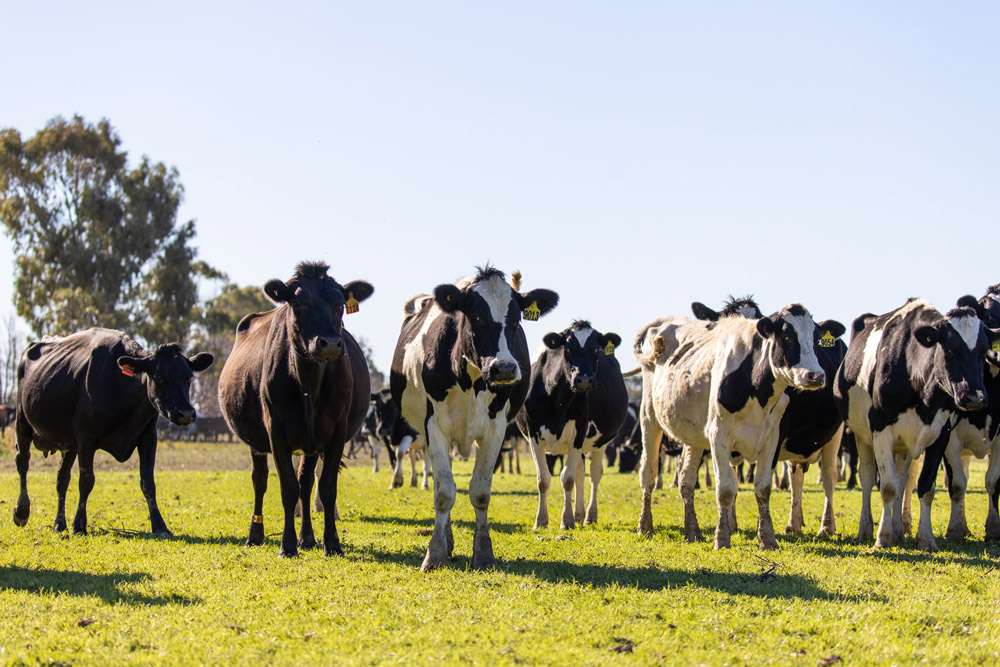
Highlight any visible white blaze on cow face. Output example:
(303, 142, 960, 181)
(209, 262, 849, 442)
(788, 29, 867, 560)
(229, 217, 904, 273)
(950, 313, 981, 351)
(573, 327, 593, 348)
(773, 310, 826, 390)
(469, 275, 521, 383)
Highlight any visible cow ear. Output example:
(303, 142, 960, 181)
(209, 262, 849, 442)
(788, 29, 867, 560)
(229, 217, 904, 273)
(691, 302, 720, 321)
(543, 333, 564, 349)
(117, 355, 152, 376)
(264, 279, 292, 304)
(956, 295, 979, 311)
(756, 317, 775, 339)
(852, 313, 876, 338)
(818, 320, 846, 339)
(914, 325, 940, 348)
(186, 353, 214, 372)
(434, 284, 464, 313)
(371, 393, 380, 402)
(603, 332, 623, 348)
(344, 280, 374, 303)
(519, 289, 559, 319)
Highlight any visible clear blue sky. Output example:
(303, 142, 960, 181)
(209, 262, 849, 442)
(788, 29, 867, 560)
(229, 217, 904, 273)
(3, 1, 999, 373)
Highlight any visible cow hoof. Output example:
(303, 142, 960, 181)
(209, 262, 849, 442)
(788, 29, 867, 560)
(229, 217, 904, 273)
(874, 532, 894, 549)
(410, 480, 418, 488)
(324, 545, 345, 557)
(684, 527, 704, 543)
(534, 520, 548, 530)
(278, 547, 299, 558)
(817, 524, 835, 537)
(638, 512, 653, 538)
(53, 518, 67, 533)
(985, 518, 1000, 541)
(945, 525, 966, 542)
(584, 513, 597, 526)
(473, 553, 497, 570)
(560, 521, 576, 530)
(153, 528, 173, 538)
(420, 552, 447, 572)
(916, 534, 939, 552)
(299, 535, 317, 550)
(758, 534, 779, 550)
(785, 523, 802, 534)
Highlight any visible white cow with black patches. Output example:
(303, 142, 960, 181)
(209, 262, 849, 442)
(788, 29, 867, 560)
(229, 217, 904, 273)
(390, 267, 558, 571)
(834, 298, 996, 551)
(515, 320, 628, 531)
(634, 304, 830, 550)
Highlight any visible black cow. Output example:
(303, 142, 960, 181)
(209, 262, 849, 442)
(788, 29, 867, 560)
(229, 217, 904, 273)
(515, 320, 628, 529)
(219, 261, 372, 557)
(0, 404, 15, 436)
(834, 297, 995, 550)
(391, 266, 558, 570)
(370, 388, 425, 489)
(12, 328, 212, 535)
(692, 296, 847, 536)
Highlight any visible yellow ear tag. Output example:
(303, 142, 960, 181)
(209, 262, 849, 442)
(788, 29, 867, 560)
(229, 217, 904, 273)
(819, 331, 836, 348)
(345, 292, 359, 315)
(991, 340, 1000, 353)
(605, 341, 615, 356)
(523, 301, 540, 321)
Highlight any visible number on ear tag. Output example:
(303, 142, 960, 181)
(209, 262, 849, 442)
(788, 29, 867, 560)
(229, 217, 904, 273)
(523, 301, 540, 321)
(346, 292, 359, 314)
(121, 365, 135, 377)
(819, 331, 836, 348)
(605, 341, 615, 356)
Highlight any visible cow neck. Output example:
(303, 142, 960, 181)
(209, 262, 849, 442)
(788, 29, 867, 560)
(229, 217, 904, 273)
(278, 312, 327, 398)
(905, 343, 938, 406)
(451, 313, 480, 385)
(754, 334, 781, 404)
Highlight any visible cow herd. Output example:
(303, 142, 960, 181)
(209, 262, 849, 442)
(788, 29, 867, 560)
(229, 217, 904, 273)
(7, 261, 1000, 572)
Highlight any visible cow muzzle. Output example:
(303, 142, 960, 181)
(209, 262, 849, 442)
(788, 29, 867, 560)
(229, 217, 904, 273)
(795, 370, 826, 390)
(487, 360, 520, 385)
(172, 408, 197, 426)
(572, 374, 595, 392)
(957, 390, 987, 412)
(310, 335, 344, 362)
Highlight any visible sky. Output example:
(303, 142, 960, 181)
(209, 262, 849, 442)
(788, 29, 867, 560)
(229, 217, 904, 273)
(3, 1, 1000, 375)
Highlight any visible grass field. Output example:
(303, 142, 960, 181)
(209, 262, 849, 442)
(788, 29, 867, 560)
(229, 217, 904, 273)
(1, 435, 999, 665)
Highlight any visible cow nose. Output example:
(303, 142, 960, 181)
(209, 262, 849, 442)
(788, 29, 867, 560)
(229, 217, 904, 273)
(175, 409, 196, 426)
(490, 360, 519, 384)
(573, 374, 594, 392)
(314, 336, 344, 359)
(959, 391, 987, 411)
(803, 370, 826, 388)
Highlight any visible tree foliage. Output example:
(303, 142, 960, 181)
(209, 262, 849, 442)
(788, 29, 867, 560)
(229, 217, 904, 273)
(0, 115, 219, 341)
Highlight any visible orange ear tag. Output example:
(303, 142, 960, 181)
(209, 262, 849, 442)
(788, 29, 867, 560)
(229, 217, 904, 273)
(605, 341, 615, 356)
(121, 365, 135, 377)
(523, 301, 540, 321)
(345, 292, 359, 314)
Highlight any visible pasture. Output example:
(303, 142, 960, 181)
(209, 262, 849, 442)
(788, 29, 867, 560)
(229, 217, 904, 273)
(1, 437, 999, 665)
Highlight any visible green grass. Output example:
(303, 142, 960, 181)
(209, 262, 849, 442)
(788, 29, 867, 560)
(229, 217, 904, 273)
(1, 435, 999, 665)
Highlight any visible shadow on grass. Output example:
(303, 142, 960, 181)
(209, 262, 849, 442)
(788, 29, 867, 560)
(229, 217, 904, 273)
(353, 514, 526, 535)
(90, 527, 250, 547)
(0, 566, 200, 606)
(801, 541, 1000, 566)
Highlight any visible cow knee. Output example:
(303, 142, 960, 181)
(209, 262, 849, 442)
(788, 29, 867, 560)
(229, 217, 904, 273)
(434, 488, 456, 513)
(470, 492, 490, 511)
(537, 477, 550, 494)
(717, 488, 735, 509)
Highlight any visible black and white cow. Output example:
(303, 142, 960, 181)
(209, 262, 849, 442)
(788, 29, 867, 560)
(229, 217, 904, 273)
(494, 422, 524, 474)
(635, 304, 832, 549)
(927, 288, 1000, 543)
(515, 320, 628, 529)
(13, 328, 213, 535)
(390, 266, 558, 570)
(370, 388, 427, 489)
(834, 297, 995, 550)
(219, 261, 372, 557)
(692, 296, 848, 536)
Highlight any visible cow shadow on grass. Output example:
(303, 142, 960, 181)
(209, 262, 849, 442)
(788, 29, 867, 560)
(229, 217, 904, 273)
(90, 527, 249, 547)
(353, 514, 526, 535)
(0, 566, 200, 606)
(800, 541, 1000, 567)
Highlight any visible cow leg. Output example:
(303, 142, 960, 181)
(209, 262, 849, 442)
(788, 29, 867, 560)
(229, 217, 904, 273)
(392, 436, 413, 489)
(13, 415, 33, 528)
(747, 463, 756, 484)
(528, 438, 551, 529)
(422, 453, 431, 490)
(670, 457, 680, 488)
(72, 447, 96, 535)
(704, 457, 713, 489)
(817, 427, 841, 536)
(958, 456, 972, 537)
(856, 434, 876, 541)
(637, 409, 663, 538)
(514, 440, 521, 475)
(137, 430, 171, 537)
(560, 448, 582, 530)
(422, 422, 456, 571)
(54, 449, 77, 532)
(270, 448, 301, 558)
(943, 443, 969, 542)
(297, 454, 318, 549)
(872, 431, 900, 548)
(319, 436, 346, 557)
(585, 450, 603, 525)
(247, 453, 269, 546)
(728, 464, 739, 533)
(710, 435, 737, 550)
(678, 446, 704, 542)
(896, 453, 915, 540)
(786, 463, 805, 534)
(368, 436, 381, 473)
(314, 458, 325, 513)
(470, 428, 504, 570)
(409, 450, 418, 487)
(984, 446, 1000, 540)
(573, 452, 586, 524)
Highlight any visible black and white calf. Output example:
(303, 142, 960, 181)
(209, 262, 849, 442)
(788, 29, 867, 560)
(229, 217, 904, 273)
(692, 296, 848, 536)
(515, 321, 628, 530)
(390, 266, 558, 570)
(834, 298, 995, 550)
(370, 388, 427, 489)
(635, 304, 832, 549)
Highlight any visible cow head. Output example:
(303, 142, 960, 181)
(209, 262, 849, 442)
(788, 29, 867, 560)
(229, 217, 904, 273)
(371, 389, 398, 439)
(117, 344, 214, 426)
(691, 295, 764, 321)
(756, 304, 843, 391)
(915, 300, 997, 411)
(263, 261, 373, 364)
(968, 289, 1000, 370)
(542, 320, 621, 393)
(434, 266, 558, 386)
